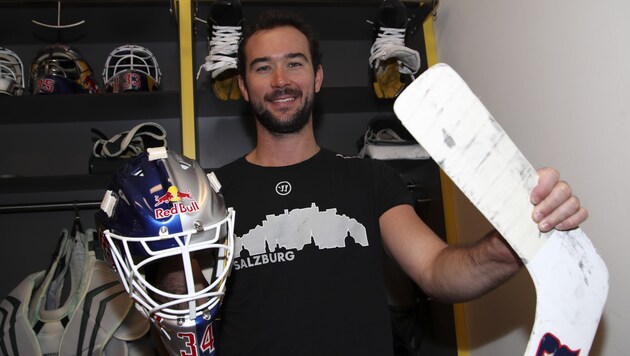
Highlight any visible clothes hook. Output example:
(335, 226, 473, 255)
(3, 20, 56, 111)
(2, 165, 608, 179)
(70, 200, 84, 237)
(170, 0, 179, 24)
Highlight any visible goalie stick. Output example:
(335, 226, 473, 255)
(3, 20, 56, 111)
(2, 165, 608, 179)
(393, 63, 608, 355)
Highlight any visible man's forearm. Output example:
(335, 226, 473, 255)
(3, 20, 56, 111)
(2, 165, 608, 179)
(423, 230, 522, 303)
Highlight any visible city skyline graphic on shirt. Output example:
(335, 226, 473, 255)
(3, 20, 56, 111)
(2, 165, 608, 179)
(235, 203, 368, 259)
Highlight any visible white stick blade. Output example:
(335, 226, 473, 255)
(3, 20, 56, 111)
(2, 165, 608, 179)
(526, 229, 608, 355)
(394, 63, 546, 261)
(393, 63, 608, 355)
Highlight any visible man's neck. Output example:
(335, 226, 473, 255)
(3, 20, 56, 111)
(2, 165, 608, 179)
(246, 122, 320, 167)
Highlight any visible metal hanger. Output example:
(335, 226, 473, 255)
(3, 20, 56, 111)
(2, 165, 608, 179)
(32, 1, 85, 29)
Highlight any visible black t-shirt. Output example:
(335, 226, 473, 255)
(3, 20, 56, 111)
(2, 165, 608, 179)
(214, 148, 414, 356)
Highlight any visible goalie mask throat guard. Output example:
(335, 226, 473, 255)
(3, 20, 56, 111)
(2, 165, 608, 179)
(0, 47, 25, 96)
(95, 148, 235, 355)
(103, 44, 162, 93)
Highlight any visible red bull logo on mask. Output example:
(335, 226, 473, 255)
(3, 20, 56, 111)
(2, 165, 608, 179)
(154, 186, 200, 219)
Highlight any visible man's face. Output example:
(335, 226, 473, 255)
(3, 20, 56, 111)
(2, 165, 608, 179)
(238, 26, 323, 135)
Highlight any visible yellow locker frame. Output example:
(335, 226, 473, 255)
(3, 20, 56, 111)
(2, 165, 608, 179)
(423, 11, 470, 356)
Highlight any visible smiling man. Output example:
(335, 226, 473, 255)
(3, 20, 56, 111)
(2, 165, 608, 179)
(239, 26, 320, 136)
(212, 10, 588, 356)
(234, 20, 324, 167)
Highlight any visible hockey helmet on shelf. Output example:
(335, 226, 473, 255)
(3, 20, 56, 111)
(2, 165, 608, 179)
(102, 44, 162, 93)
(30, 43, 100, 94)
(0, 47, 25, 96)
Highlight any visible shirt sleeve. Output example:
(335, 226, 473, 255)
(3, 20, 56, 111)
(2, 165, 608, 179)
(370, 159, 415, 217)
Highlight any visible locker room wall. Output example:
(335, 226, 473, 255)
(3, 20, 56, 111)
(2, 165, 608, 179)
(433, 1, 629, 355)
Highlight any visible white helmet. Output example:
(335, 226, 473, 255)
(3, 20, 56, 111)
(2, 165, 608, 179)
(0, 47, 25, 96)
(103, 44, 162, 93)
(95, 147, 235, 355)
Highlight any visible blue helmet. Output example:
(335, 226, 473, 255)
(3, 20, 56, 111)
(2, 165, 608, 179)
(30, 43, 99, 94)
(95, 147, 235, 355)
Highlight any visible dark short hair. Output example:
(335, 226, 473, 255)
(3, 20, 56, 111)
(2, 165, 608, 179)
(237, 10, 322, 78)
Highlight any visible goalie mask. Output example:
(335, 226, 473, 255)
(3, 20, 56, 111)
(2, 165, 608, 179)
(103, 44, 162, 93)
(30, 43, 99, 94)
(0, 47, 25, 96)
(95, 147, 235, 356)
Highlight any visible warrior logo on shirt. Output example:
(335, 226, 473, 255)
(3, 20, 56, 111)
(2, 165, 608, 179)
(275, 181, 292, 196)
(233, 203, 368, 270)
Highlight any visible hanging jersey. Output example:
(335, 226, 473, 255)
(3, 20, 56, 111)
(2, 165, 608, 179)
(0, 228, 153, 356)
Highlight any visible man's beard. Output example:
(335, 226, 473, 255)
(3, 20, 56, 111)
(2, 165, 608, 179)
(251, 87, 315, 134)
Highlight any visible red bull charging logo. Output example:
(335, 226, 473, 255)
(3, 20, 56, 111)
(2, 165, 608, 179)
(153, 186, 199, 219)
